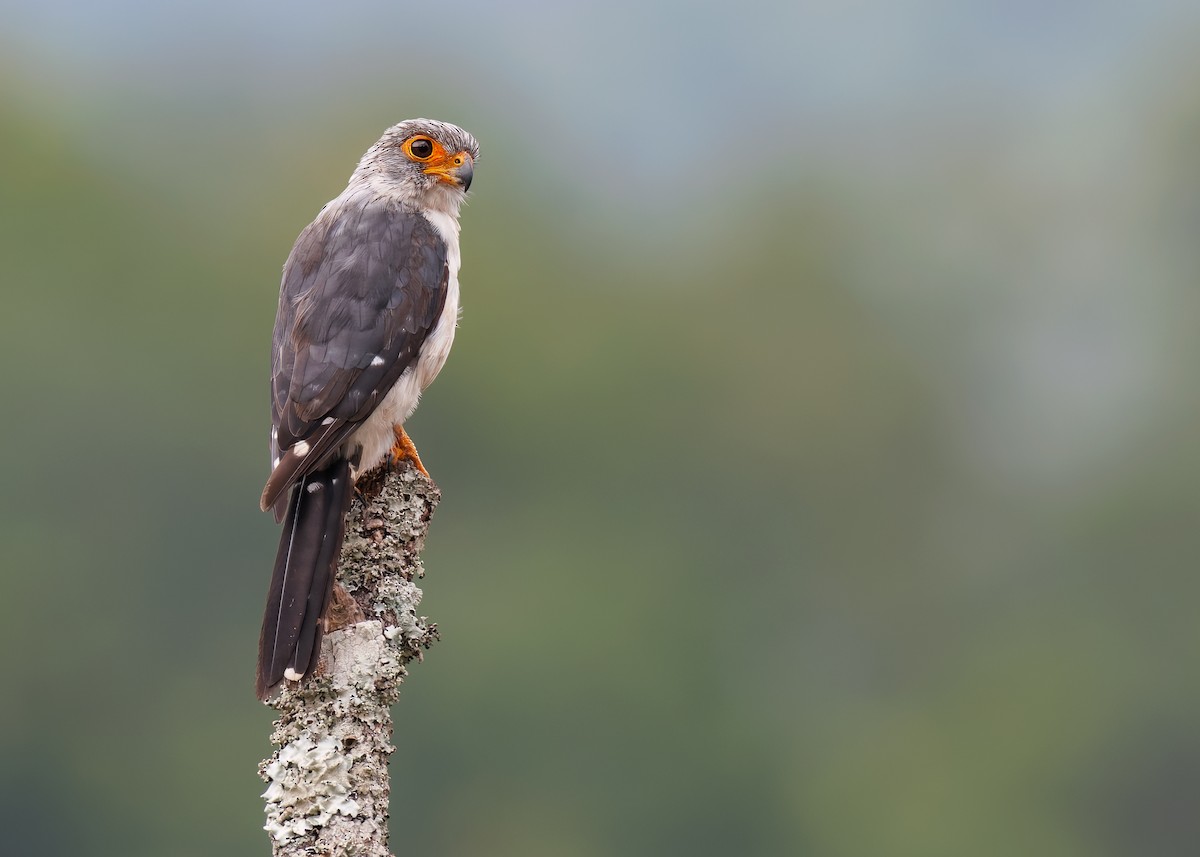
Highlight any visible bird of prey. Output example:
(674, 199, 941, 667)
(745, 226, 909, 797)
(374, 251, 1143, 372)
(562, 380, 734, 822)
(256, 118, 478, 700)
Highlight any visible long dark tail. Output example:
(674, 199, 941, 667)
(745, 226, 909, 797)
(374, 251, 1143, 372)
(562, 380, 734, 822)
(256, 457, 354, 700)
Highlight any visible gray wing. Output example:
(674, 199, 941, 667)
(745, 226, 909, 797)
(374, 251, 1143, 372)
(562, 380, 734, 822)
(261, 192, 449, 516)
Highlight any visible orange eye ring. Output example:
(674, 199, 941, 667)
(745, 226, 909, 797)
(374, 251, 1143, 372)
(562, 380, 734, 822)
(405, 136, 436, 161)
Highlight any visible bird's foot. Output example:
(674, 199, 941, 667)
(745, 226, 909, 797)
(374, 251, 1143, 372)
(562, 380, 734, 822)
(389, 425, 430, 478)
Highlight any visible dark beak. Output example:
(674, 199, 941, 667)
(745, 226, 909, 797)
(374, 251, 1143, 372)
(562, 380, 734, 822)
(454, 156, 474, 192)
(423, 151, 475, 191)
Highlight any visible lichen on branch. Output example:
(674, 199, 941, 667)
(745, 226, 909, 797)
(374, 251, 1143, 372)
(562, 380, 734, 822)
(260, 465, 440, 857)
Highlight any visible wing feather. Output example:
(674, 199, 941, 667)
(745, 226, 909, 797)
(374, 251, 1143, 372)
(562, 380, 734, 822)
(260, 189, 449, 514)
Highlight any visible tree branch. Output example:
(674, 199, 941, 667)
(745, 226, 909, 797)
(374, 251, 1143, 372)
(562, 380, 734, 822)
(259, 465, 440, 856)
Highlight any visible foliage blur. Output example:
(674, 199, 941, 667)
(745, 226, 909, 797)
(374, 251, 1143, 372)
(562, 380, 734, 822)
(2, 3, 1199, 855)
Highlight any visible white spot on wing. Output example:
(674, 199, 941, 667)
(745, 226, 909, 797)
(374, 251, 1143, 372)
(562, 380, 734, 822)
(370, 355, 385, 367)
(283, 668, 304, 682)
(293, 441, 310, 455)
(321, 417, 335, 425)
(306, 482, 323, 493)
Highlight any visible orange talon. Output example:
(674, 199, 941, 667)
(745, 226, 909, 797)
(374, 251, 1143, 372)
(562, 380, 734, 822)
(390, 424, 430, 477)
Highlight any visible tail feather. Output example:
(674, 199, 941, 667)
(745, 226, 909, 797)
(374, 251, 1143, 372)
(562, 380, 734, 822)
(256, 457, 354, 700)
(287, 464, 354, 682)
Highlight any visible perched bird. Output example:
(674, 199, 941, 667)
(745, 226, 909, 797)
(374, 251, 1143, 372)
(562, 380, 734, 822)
(256, 119, 478, 700)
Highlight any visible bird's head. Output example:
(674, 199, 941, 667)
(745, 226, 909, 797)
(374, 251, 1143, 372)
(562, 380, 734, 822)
(355, 118, 479, 212)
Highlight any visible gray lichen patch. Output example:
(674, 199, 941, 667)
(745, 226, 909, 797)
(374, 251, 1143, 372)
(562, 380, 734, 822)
(340, 468, 440, 616)
(262, 734, 360, 843)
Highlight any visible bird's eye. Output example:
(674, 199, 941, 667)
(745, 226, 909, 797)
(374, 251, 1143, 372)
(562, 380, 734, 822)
(408, 137, 435, 160)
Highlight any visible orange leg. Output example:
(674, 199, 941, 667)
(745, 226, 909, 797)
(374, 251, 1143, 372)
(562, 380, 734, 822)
(390, 424, 430, 477)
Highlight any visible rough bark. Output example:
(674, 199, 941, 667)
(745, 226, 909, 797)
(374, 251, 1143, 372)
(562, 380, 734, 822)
(260, 465, 440, 856)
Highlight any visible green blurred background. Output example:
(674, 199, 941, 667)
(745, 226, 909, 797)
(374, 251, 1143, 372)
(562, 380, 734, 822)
(3, 2, 1200, 855)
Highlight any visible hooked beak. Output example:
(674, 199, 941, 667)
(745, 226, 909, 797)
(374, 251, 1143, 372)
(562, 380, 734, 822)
(424, 151, 474, 191)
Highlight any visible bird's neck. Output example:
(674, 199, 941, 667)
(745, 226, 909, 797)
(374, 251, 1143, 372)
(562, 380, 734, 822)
(350, 171, 465, 222)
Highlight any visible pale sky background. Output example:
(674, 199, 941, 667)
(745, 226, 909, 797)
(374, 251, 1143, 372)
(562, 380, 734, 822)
(3, 0, 1197, 491)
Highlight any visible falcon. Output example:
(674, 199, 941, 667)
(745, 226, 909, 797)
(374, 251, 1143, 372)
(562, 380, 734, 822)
(256, 118, 478, 700)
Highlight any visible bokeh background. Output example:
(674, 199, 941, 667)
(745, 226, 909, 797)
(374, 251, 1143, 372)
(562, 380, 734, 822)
(3, 2, 1200, 855)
